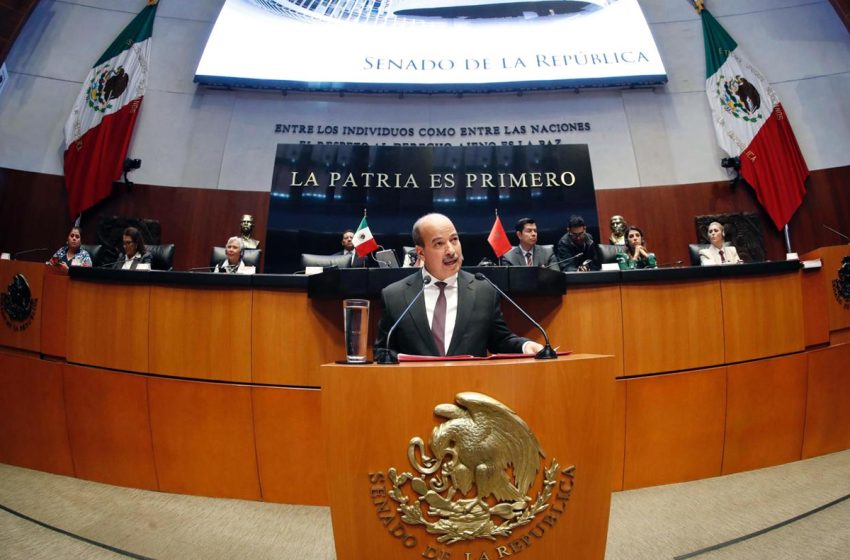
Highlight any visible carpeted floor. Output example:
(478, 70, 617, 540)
(1, 450, 848, 559)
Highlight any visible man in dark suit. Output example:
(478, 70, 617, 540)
(501, 217, 559, 270)
(374, 213, 544, 358)
(556, 215, 601, 272)
(333, 229, 366, 267)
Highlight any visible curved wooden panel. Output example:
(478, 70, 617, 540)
(800, 266, 830, 347)
(322, 355, 616, 560)
(148, 286, 252, 381)
(62, 364, 158, 490)
(0, 261, 44, 352)
(611, 379, 626, 492)
(40, 272, 68, 357)
(67, 281, 150, 372)
(252, 290, 343, 386)
(0, 351, 74, 475)
(722, 272, 805, 363)
(147, 377, 261, 500)
(802, 343, 850, 458)
(723, 354, 807, 474)
(622, 280, 723, 375)
(252, 386, 327, 505)
(623, 367, 726, 489)
(560, 285, 624, 375)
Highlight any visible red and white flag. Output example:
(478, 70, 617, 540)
(63, 1, 158, 217)
(701, 7, 808, 230)
(487, 215, 512, 258)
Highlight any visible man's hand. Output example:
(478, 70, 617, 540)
(523, 341, 544, 355)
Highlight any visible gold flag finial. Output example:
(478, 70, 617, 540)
(363, 208, 367, 218)
(147, 0, 159, 6)
(693, 0, 705, 14)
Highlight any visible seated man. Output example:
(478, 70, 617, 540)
(374, 213, 544, 358)
(333, 229, 366, 267)
(556, 215, 601, 272)
(501, 217, 559, 271)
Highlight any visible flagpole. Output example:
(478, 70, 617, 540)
(783, 225, 792, 254)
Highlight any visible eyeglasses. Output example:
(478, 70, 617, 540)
(123, 240, 135, 246)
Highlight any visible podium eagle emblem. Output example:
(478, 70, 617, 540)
(386, 392, 573, 544)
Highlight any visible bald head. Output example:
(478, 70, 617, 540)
(412, 213, 462, 280)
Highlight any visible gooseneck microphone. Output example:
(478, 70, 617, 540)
(552, 252, 587, 270)
(375, 275, 432, 365)
(13, 247, 49, 259)
(187, 265, 218, 272)
(823, 224, 850, 243)
(473, 272, 557, 360)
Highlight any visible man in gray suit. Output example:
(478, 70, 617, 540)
(501, 217, 559, 270)
(374, 213, 544, 358)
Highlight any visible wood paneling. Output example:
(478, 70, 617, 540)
(621, 280, 723, 375)
(0, 260, 44, 352)
(148, 285, 252, 381)
(66, 281, 150, 372)
(40, 270, 68, 357)
(623, 368, 726, 489)
(0, 168, 269, 272)
(323, 355, 616, 560)
(252, 290, 343, 386)
(802, 343, 850, 458)
(252, 386, 327, 505)
(800, 266, 831, 347)
(612, 379, 626, 492)
(803, 245, 850, 333)
(559, 284, 624, 375)
(722, 272, 805, 363)
(0, 351, 74, 475)
(62, 364, 158, 490)
(147, 377, 262, 500)
(3, 166, 850, 276)
(723, 355, 807, 474)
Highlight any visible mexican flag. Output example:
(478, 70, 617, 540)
(353, 216, 378, 257)
(702, 7, 808, 230)
(487, 215, 511, 258)
(63, 1, 158, 217)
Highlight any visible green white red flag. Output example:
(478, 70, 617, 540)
(353, 216, 378, 257)
(63, 1, 158, 217)
(487, 215, 511, 258)
(701, 7, 808, 230)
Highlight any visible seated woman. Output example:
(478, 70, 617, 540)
(699, 221, 742, 265)
(616, 226, 657, 270)
(114, 227, 153, 270)
(214, 236, 255, 274)
(47, 226, 92, 269)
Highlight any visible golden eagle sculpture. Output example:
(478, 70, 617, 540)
(430, 392, 544, 502)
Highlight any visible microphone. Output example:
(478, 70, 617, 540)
(13, 247, 49, 259)
(98, 258, 124, 268)
(657, 260, 684, 268)
(552, 252, 586, 270)
(375, 275, 432, 365)
(823, 224, 850, 243)
(473, 272, 557, 360)
(187, 266, 218, 272)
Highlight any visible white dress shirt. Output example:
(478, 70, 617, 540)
(422, 269, 458, 353)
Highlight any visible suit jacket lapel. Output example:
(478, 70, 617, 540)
(447, 272, 475, 355)
(404, 273, 438, 355)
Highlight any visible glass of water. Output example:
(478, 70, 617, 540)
(343, 299, 369, 363)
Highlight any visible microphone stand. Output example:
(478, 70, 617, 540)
(473, 273, 557, 360)
(13, 247, 49, 259)
(375, 276, 432, 364)
(823, 224, 850, 244)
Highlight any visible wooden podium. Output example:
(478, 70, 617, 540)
(321, 354, 616, 560)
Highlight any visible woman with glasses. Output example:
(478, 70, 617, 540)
(114, 227, 153, 270)
(616, 226, 657, 270)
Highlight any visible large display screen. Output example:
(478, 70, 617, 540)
(196, 0, 667, 93)
(264, 143, 599, 272)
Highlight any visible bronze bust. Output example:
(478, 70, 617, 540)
(609, 215, 627, 245)
(239, 214, 260, 249)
